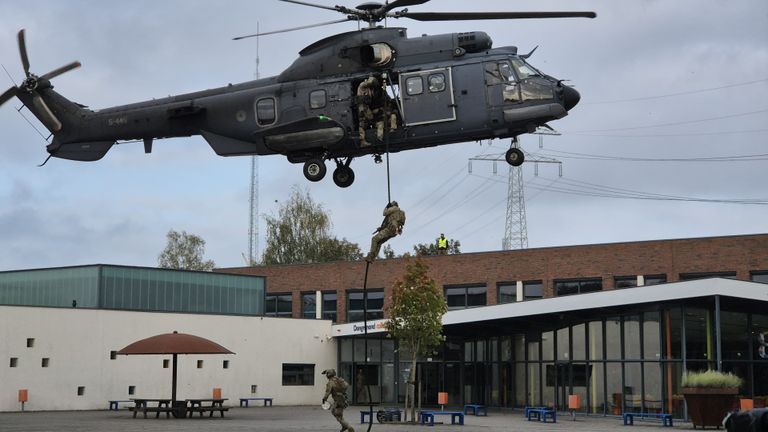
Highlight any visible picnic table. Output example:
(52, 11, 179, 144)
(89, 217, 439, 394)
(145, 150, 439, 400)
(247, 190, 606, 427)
(525, 406, 556, 423)
(186, 398, 229, 418)
(130, 398, 173, 419)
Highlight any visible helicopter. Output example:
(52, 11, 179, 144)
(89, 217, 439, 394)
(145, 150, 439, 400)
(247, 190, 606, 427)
(0, 0, 595, 188)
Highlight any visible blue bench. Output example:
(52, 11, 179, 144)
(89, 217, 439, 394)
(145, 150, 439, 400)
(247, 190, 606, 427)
(420, 410, 464, 426)
(360, 408, 401, 423)
(525, 406, 556, 423)
(463, 404, 487, 416)
(108, 400, 133, 411)
(239, 397, 273, 407)
(623, 412, 673, 427)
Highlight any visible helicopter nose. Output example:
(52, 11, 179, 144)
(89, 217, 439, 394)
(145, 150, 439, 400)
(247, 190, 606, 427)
(562, 85, 581, 111)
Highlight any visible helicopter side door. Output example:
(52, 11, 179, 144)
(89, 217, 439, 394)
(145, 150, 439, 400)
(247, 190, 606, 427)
(398, 67, 456, 126)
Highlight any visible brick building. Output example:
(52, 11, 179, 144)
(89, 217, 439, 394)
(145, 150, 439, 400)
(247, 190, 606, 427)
(220, 233, 768, 323)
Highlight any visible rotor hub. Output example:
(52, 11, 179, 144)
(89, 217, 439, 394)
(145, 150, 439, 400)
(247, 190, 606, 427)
(22, 74, 39, 92)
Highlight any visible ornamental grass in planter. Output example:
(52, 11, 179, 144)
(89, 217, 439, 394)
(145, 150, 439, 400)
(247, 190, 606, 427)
(682, 370, 743, 429)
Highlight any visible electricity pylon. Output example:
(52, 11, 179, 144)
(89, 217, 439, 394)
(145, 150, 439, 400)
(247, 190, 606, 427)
(468, 129, 562, 250)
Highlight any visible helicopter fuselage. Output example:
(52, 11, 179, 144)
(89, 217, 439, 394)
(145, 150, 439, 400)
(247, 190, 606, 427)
(24, 27, 581, 186)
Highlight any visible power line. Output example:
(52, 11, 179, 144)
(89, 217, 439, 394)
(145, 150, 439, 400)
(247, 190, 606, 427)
(585, 78, 768, 104)
(571, 108, 768, 133)
(536, 149, 768, 162)
(567, 128, 768, 138)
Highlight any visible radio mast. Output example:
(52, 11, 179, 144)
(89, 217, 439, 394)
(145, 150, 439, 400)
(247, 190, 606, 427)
(248, 22, 260, 265)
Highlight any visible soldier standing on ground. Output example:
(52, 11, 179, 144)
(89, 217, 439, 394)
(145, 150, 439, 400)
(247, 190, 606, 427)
(367, 201, 406, 262)
(322, 369, 354, 432)
(437, 233, 448, 255)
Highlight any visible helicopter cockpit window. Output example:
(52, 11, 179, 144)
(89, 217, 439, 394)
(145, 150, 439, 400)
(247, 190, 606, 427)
(510, 57, 542, 80)
(256, 97, 276, 126)
(406, 76, 423, 96)
(309, 90, 326, 109)
(428, 74, 446, 93)
(498, 62, 515, 82)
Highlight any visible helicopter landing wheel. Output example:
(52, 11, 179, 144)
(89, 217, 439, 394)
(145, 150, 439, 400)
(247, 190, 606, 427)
(303, 158, 326, 182)
(332, 166, 355, 188)
(505, 148, 525, 166)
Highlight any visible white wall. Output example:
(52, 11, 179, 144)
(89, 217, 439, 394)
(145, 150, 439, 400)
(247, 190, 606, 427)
(0, 306, 336, 411)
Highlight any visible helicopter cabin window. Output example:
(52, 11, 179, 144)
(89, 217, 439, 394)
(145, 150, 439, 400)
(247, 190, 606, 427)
(428, 74, 446, 93)
(309, 90, 326, 109)
(405, 76, 423, 96)
(256, 97, 276, 126)
(510, 57, 541, 80)
(499, 62, 515, 82)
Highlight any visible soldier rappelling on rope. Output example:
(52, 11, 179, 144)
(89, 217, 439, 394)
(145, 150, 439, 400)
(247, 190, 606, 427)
(366, 201, 406, 262)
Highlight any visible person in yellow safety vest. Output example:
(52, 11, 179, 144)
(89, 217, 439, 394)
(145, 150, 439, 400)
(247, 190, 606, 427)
(437, 233, 448, 255)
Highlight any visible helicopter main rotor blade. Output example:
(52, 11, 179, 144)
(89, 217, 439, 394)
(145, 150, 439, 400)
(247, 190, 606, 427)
(398, 11, 597, 21)
(233, 18, 355, 40)
(40, 61, 81, 81)
(0, 87, 18, 108)
(17, 29, 30, 77)
(31, 93, 62, 132)
(279, 0, 342, 12)
(380, 0, 431, 14)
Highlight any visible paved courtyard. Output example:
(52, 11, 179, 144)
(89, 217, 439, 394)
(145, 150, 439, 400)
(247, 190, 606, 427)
(0, 406, 698, 432)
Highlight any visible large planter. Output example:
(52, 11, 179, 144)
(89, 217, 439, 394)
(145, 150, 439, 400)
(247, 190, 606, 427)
(682, 387, 739, 429)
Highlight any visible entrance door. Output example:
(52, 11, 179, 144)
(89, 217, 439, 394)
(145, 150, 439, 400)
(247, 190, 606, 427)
(417, 363, 441, 407)
(399, 68, 456, 126)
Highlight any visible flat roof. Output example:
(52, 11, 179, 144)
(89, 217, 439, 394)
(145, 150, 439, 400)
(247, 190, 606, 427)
(332, 278, 768, 337)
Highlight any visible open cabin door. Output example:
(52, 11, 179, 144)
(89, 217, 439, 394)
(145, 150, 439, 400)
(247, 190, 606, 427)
(399, 67, 456, 126)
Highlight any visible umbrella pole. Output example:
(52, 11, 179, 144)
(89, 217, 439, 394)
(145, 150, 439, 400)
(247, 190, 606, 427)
(172, 353, 178, 403)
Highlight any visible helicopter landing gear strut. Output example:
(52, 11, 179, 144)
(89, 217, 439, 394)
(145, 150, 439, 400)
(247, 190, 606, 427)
(303, 158, 326, 182)
(505, 138, 525, 166)
(332, 157, 355, 188)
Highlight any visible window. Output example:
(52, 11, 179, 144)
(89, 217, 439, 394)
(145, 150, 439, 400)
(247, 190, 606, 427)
(163, 359, 169, 368)
(614, 276, 638, 289)
(10, 357, 18, 367)
(223, 360, 230, 369)
(110, 350, 117, 360)
(128, 386, 135, 395)
(554, 278, 602, 297)
(347, 290, 384, 322)
(26, 338, 35, 348)
(302, 293, 317, 319)
(251, 385, 258, 394)
(41, 358, 50, 368)
(256, 97, 276, 126)
(405, 76, 423, 95)
(322, 292, 337, 322)
(197, 360, 204, 369)
(497, 283, 516, 304)
(751, 271, 768, 283)
(77, 386, 85, 396)
(445, 285, 487, 310)
(523, 281, 543, 300)
(428, 74, 446, 92)
(282, 363, 315, 386)
(309, 90, 326, 109)
(644, 274, 667, 285)
(679, 271, 736, 280)
(498, 61, 515, 82)
(266, 294, 292, 317)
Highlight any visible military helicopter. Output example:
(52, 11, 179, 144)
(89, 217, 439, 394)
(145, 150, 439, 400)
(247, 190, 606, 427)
(0, 0, 594, 188)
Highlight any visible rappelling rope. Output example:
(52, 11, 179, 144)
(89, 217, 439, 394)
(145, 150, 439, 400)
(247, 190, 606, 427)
(362, 260, 373, 431)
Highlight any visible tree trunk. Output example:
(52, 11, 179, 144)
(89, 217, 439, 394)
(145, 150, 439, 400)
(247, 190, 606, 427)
(410, 353, 418, 422)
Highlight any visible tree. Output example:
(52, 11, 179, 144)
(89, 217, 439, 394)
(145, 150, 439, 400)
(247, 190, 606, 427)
(261, 186, 363, 264)
(158, 229, 216, 271)
(384, 260, 447, 422)
(412, 238, 461, 256)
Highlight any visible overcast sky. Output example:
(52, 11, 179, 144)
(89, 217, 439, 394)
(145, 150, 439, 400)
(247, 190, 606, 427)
(0, 0, 766, 271)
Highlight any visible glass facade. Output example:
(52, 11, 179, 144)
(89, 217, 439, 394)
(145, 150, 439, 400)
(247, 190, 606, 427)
(0, 265, 265, 315)
(339, 303, 768, 420)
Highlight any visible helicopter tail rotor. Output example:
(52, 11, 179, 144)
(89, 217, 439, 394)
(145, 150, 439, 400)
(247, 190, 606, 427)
(0, 29, 81, 133)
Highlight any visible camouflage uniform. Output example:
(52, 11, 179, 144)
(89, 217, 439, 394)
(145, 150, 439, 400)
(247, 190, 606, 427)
(322, 369, 354, 432)
(367, 201, 406, 262)
(357, 76, 379, 147)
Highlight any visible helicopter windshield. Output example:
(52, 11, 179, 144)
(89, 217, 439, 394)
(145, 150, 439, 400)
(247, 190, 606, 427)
(510, 57, 542, 79)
